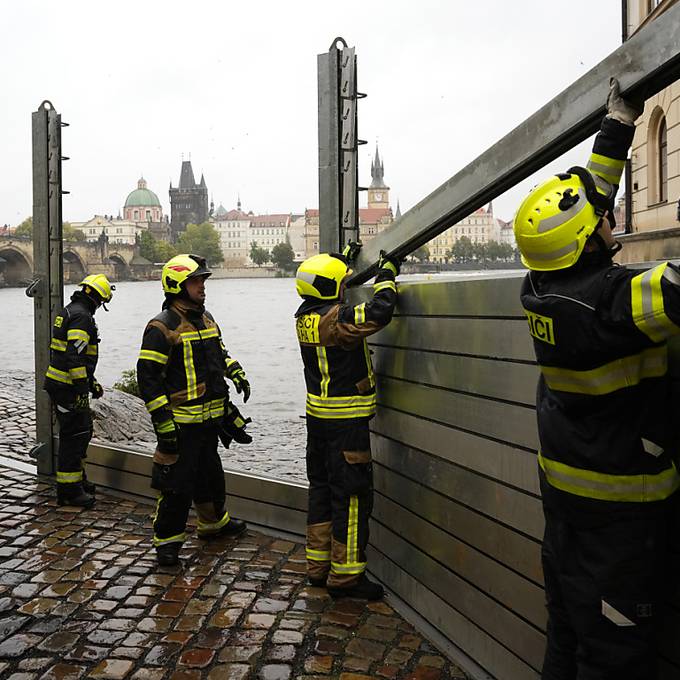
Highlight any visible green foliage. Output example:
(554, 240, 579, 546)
(63, 222, 86, 242)
(270, 240, 295, 272)
(250, 241, 270, 267)
(112, 369, 141, 398)
(139, 230, 177, 264)
(449, 237, 516, 264)
(449, 235, 474, 263)
(177, 222, 223, 266)
(411, 245, 430, 262)
(14, 216, 33, 238)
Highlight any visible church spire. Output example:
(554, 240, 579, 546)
(237, 194, 242, 211)
(370, 144, 386, 189)
(395, 200, 402, 219)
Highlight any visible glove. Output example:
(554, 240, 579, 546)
(218, 402, 252, 447)
(378, 251, 402, 277)
(342, 240, 363, 263)
(226, 360, 250, 403)
(73, 393, 90, 411)
(606, 78, 644, 126)
(89, 379, 104, 399)
(153, 417, 178, 454)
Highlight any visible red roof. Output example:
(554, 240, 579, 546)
(359, 207, 391, 224)
(251, 213, 290, 226)
(305, 209, 319, 218)
(223, 209, 251, 221)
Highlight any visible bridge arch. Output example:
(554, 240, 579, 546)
(108, 252, 130, 279)
(0, 246, 32, 286)
(63, 250, 86, 284)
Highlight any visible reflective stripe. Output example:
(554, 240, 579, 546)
(306, 548, 331, 561)
(363, 339, 375, 388)
(155, 419, 175, 434)
(86, 344, 98, 356)
(153, 532, 186, 547)
(347, 495, 359, 564)
(631, 263, 680, 342)
(180, 328, 220, 342)
(316, 347, 330, 398)
(46, 365, 72, 384)
(331, 560, 367, 575)
(305, 393, 377, 419)
(602, 600, 636, 627)
(373, 280, 396, 293)
(587, 152, 626, 185)
(538, 452, 680, 502)
(139, 349, 169, 365)
(642, 438, 664, 458)
(540, 346, 667, 395)
(172, 399, 225, 424)
(197, 510, 230, 534)
(57, 470, 83, 483)
(537, 188, 589, 233)
(183, 339, 198, 401)
(69, 366, 87, 380)
(306, 405, 376, 420)
(145, 394, 169, 413)
(67, 329, 90, 344)
(50, 339, 67, 352)
(526, 240, 578, 262)
(354, 303, 366, 324)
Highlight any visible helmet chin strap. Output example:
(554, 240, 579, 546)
(588, 229, 622, 258)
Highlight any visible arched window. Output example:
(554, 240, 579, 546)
(647, 107, 668, 205)
(659, 116, 667, 203)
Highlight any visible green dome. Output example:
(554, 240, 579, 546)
(125, 178, 161, 208)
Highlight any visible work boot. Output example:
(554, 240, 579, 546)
(328, 574, 384, 601)
(198, 518, 247, 540)
(56, 484, 95, 509)
(81, 470, 96, 495)
(156, 543, 180, 566)
(308, 575, 327, 588)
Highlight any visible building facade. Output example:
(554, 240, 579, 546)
(249, 213, 290, 264)
(213, 200, 252, 267)
(625, 0, 680, 235)
(74, 215, 144, 246)
(428, 205, 497, 263)
(169, 160, 209, 239)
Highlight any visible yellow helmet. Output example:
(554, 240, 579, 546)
(79, 274, 114, 303)
(162, 254, 212, 294)
(514, 167, 615, 272)
(296, 253, 349, 300)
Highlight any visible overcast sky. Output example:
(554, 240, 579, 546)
(1, 0, 622, 227)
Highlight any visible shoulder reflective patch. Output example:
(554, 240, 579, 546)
(525, 310, 555, 345)
(54, 316, 63, 329)
(296, 314, 320, 344)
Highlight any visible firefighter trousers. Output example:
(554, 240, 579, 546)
(541, 494, 677, 680)
(152, 421, 232, 547)
(53, 394, 93, 489)
(305, 416, 373, 588)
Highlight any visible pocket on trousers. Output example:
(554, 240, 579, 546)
(151, 449, 180, 491)
(342, 449, 372, 495)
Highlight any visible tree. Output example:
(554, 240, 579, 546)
(177, 222, 224, 266)
(270, 240, 295, 272)
(250, 241, 270, 267)
(14, 217, 33, 238)
(63, 222, 86, 242)
(412, 245, 430, 263)
(450, 236, 474, 263)
(139, 230, 177, 264)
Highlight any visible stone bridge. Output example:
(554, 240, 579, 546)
(0, 236, 148, 285)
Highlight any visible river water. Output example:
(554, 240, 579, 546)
(3, 278, 309, 478)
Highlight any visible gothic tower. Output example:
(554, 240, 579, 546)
(367, 145, 390, 209)
(169, 159, 209, 240)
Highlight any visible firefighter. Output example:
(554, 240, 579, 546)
(295, 248, 399, 600)
(514, 79, 680, 679)
(44, 274, 113, 508)
(137, 254, 249, 566)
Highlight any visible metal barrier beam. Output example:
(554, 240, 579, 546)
(349, 2, 680, 284)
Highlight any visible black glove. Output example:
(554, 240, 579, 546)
(218, 402, 252, 448)
(90, 379, 104, 399)
(378, 251, 402, 277)
(153, 417, 178, 454)
(226, 360, 250, 403)
(73, 393, 90, 411)
(342, 240, 363, 263)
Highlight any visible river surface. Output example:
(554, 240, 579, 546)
(2, 278, 309, 475)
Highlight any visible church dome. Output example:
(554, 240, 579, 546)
(124, 177, 161, 208)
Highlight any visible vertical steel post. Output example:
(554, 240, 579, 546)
(339, 46, 360, 247)
(29, 101, 65, 475)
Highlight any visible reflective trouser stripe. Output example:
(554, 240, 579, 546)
(57, 470, 83, 484)
(153, 532, 186, 547)
(540, 346, 667, 395)
(197, 510, 230, 534)
(347, 495, 358, 564)
(631, 263, 680, 342)
(331, 560, 367, 575)
(146, 394, 169, 413)
(306, 548, 331, 561)
(539, 452, 680, 502)
(46, 366, 72, 384)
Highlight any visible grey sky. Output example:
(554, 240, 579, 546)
(1, 0, 621, 227)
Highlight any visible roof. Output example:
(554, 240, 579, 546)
(359, 207, 392, 224)
(223, 209, 251, 221)
(251, 214, 290, 226)
(305, 209, 319, 218)
(124, 188, 161, 208)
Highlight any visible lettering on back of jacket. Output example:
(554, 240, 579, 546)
(525, 310, 555, 345)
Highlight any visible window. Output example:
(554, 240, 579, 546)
(134, 210, 139, 220)
(648, 107, 668, 205)
(659, 117, 668, 202)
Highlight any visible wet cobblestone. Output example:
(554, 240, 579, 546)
(0, 462, 469, 679)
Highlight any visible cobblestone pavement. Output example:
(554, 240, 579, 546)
(0, 463, 468, 680)
(0, 371, 307, 483)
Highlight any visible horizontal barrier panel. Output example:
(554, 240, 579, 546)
(374, 347, 539, 406)
(377, 376, 539, 451)
(372, 493, 546, 629)
(369, 521, 546, 673)
(372, 408, 541, 500)
(373, 459, 544, 585)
